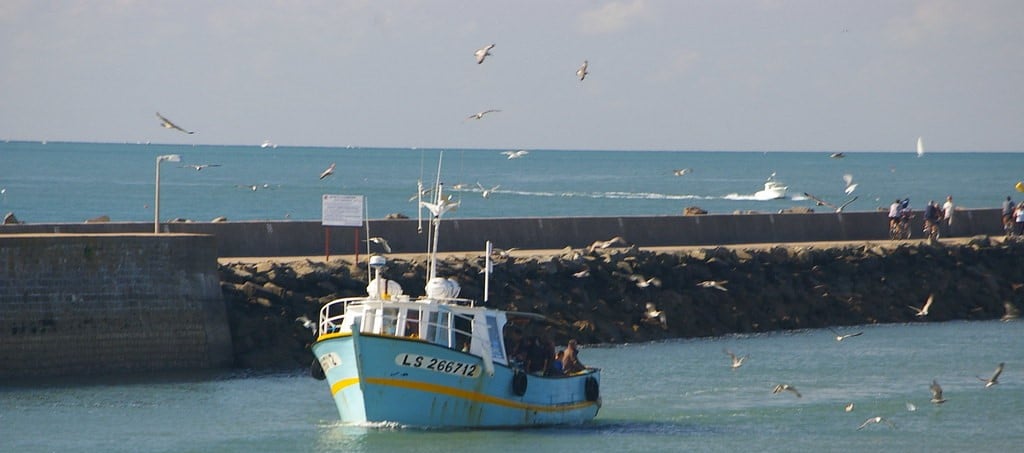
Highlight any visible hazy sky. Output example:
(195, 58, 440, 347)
(2, 0, 1022, 151)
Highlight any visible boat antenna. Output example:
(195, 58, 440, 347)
(484, 241, 492, 303)
(416, 151, 460, 284)
(417, 149, 425, 234)
(364, 198, 372, 283)
(428, 152, 444, 282)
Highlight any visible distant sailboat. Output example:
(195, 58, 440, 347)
(916, 137, 924, 157)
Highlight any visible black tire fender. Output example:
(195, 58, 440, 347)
(584, 376, 600, 401)
(311, 358, 326, 381)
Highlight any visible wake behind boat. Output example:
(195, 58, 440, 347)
(309, 162, 601, 428)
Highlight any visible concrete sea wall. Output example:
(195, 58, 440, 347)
(0, 208, 1005, 257)
(0, 234, 233, 379)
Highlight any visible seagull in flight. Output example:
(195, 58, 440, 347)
(828, 327, 864, 342)
(408, 185, 434, 202)
(319, 163, 336, 180)
(156, 112, 195, 134)
(909, 294, 934, 317)
(631, 275, 662, 288)
(673, 168, 693, 176)
(802, 192, 858, 213)
(644, 302, 667, 329)
(725, 349, 747, 370)
(697, 280, 729, 291)
(572, 269, 591, 278)
(772, 384, 801, 398)
(295, 315, 317, 333)
(843, 174, 858, 195)
(857, 416, 895, 431)
(844, 402, 855, 412)
(474, 43, 495, 64)
(502, 150, 529, 159)
(476, 182, 500, 198)
(576, 60, 588, 81)
(420, 194, 460, 217)
(977, 362, 1004, 388)
(906, 401, 917, 411)
(366, 237, 392, 253)
(587, 236, 628, 252)
(181, 164, 221, 171)
(467, 109, 501, 120)
(491, 247, 519, 258)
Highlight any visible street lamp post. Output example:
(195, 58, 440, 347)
(154, 154, 181, 234)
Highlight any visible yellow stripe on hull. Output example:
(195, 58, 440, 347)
(329, 376, 597, 413)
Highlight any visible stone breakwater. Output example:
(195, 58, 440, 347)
(219, 237, 1023, 370)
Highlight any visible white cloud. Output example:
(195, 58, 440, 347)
(578, 0, 652, 34)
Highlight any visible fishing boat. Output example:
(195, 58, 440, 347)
(754, 172, 788, 200)
(308, 170, 602, 428)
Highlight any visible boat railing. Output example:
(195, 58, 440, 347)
(317, 297, 482, 352)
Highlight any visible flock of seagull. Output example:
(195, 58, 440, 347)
(153, 42, 586, 203)
(716, 292, 1008, 432)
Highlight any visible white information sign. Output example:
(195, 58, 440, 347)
(321, 194, 364, 227)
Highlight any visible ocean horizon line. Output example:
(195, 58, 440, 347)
(3, 139, 1019, 154)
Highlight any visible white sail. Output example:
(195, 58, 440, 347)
(916, 137, 924, 157)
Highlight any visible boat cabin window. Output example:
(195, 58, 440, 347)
(485, 315, 505, 362)
(335, 302, 508, 365)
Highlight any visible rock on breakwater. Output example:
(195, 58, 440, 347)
(219, 237, 1024, 370)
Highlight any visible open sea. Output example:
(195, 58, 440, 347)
(0, 141, 1021, 223)
(2, 321, 1021, 452)
(2, 142, 1023, 451)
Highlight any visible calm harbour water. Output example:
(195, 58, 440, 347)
(3, 321, 1021, 452)
(3, 142, 1022, 450)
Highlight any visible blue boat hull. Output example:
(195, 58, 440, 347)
(311, 331, 601, 428)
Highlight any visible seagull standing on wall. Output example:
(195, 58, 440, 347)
(474, 44, 495, 64)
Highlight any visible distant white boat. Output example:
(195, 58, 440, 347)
(261, 139, 277, 149)
(754, 172, 788, 200)
(916, 137, 924, 157)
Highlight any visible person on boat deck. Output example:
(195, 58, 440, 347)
(525, 336, 549, 375)
(504, 327, 523, 363)
(562, 339, 585, 374)
(548, 350, 564, 376)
